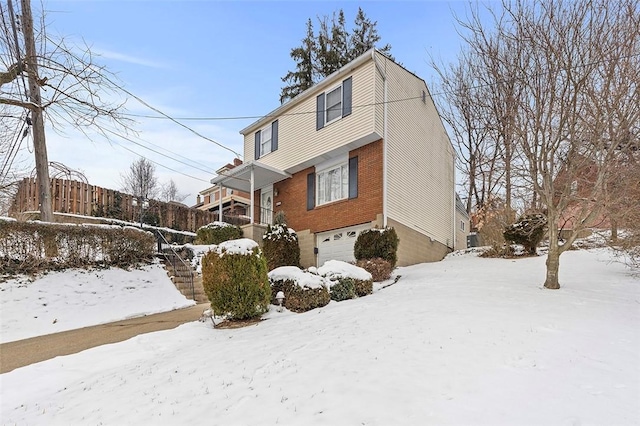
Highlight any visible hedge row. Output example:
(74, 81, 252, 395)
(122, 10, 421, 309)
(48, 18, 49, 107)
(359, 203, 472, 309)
(0, 219, 155, 275)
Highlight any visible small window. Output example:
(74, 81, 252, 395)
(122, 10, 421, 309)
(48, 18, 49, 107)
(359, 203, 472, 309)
(347, 231, 356, 238)
(260, 125, 272, 157)
(322, 237, 331, 243)
(460, 220, 465, 231)
(333, 233, 342, 241)
(326, 86, 342, 123)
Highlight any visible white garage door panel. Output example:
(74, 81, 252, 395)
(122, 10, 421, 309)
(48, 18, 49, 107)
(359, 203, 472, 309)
(317, 224, 371, 266)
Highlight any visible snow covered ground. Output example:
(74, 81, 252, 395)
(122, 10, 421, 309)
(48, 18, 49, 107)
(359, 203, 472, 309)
(0, 261, 195, 343)
(1, 248, 639, 425)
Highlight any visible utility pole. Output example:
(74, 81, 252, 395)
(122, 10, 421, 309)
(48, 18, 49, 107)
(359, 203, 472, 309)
(20, 0, 53, 222)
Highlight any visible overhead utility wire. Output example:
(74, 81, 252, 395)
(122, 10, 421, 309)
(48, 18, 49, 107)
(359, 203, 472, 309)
(108, 137, 211, 184)
(115, 84, 242, 158)
(121, 52, 640, 122)
(103, 128, 215, 175)
(124, 95, 424, 121)
(43, 34, 243, 160)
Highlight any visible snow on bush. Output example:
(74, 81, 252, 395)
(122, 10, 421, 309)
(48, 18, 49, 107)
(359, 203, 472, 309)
(268, 266, 330, 312)
(317, 260, 373, 282)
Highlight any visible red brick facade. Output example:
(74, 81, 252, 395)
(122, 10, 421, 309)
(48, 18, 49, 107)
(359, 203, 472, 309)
(254, 139, 383, 234)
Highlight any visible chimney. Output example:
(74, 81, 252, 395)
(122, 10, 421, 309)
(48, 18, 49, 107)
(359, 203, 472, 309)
(233, 158, 243, 167)
(196, 194, 201, 204)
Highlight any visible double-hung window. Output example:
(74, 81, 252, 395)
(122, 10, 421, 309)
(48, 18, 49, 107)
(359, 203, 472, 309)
(254, 120, 279, 160)
(260, 125, 272, 157)
(317, 162, 349, 205)
(325, 85, 342, 123)
(316, 76, 352, 130)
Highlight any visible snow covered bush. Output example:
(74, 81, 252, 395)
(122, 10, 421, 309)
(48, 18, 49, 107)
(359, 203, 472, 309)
(318, 260, 373, 300)
(268, 266, 330, 312)
(503, 213, 547, 255)
(354, 227, 399, 268)
(201, 238, 270, 320)
(196, 221, 243, 245)
(0, 219, 154, 274)
(355, 257, 393, 282)
(262, 222, 300, 270)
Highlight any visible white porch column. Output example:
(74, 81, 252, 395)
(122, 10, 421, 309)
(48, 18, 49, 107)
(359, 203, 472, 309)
(250, 166, 255, 224)
(219, 185, 223, 222)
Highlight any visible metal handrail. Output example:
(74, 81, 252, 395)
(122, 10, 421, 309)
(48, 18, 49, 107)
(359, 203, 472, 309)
(155, 230, 195, 301)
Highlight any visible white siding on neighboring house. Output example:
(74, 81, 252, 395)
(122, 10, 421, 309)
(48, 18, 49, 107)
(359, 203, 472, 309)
(378, 53, 456, 247)
(243, 60, 379, 173)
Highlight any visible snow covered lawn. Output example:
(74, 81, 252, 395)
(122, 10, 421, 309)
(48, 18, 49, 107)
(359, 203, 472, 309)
(1, 248, 639, 425)
(0, 262, 195, 343)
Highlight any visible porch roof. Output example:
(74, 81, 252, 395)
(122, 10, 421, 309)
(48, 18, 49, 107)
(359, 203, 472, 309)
(210, 161, 291, 192)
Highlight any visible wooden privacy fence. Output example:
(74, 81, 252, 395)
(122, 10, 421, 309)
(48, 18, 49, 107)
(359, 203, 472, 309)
(9, 178, 216, 232)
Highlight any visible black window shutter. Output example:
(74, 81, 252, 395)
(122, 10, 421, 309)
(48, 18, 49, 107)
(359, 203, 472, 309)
(307, 172, 316, 210)
(349, 156, 358, 199)
(254, 130, 261, 160)
(316, 93, 325, 130)
(342, 77, 352, 117)
(271, 120, 278, 152)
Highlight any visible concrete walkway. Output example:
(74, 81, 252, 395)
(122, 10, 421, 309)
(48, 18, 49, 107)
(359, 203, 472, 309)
(0, 303, 209, 374)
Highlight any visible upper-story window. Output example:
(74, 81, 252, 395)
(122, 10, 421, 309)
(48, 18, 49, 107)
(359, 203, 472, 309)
(325, 85, 343, 123)
(254, 120, 278, 160)
(316, 76, 352, 130)
(260, 125, 272, 157)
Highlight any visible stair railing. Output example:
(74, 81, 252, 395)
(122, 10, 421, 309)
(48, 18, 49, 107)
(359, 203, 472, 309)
(155, 230, 195, 301)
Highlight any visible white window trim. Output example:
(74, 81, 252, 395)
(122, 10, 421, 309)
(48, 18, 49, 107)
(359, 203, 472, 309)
(316, 161, 349, 206)
(259, 124, 272, 158)
(324, 83, 343, 125)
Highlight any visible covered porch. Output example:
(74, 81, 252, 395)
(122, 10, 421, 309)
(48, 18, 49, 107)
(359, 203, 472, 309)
(210, 161, 291, 239)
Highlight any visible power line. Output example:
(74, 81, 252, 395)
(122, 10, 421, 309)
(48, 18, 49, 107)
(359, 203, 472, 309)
(109, 138, 211, 184)
(122, 95, 425, 121)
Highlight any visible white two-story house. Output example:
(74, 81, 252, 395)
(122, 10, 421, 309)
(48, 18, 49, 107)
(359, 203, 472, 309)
(211, 49, 456, 268)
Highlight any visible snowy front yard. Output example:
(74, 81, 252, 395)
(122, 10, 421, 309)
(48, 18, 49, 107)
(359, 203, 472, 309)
(1, 248, 639, 425)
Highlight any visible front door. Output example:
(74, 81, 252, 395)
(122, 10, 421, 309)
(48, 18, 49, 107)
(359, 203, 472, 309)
(260, 189, 273, 224)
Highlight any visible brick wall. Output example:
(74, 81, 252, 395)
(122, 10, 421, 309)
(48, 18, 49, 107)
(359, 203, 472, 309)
(265, 139, 384, 234)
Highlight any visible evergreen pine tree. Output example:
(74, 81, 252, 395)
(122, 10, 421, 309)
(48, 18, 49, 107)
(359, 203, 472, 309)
(350, 7, 393, 62)
(280, 8, 393, 103)
(280, 19, 316, 104)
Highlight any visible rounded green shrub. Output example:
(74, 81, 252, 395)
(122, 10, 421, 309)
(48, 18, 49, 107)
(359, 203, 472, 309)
(329, 278, 357, 301)
(262, 223, 300, 270)
(268, 266, 329, 312)
(503, 213, 547, 255)
(196, 221, 243, 245)
(201, 239, 270, 320)
(354, 227, 399, 268)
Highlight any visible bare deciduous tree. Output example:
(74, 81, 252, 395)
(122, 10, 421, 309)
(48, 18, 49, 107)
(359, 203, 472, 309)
(445, 0, 639, 288)
(1, 0, 132, 221)
(120, 158, 158, 201)
(160, 179, 187, 203)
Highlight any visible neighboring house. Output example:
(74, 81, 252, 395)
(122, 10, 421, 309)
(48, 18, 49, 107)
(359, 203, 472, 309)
(197, 159, 251, 223)
(455, 193, 470, 250)
(211, 49, 456, 268)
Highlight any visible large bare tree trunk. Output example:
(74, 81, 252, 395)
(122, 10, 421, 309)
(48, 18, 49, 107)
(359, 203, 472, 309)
(544, 222, 561, 289)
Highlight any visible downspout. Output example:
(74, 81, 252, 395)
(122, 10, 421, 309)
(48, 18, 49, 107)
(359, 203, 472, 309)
(250, 165, 255, 224)
(373, 50, 388, 228)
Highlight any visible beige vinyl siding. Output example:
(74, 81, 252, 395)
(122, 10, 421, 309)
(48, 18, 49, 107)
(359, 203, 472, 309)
(243, 61, 378, 172)
(379, 53, 455, 247)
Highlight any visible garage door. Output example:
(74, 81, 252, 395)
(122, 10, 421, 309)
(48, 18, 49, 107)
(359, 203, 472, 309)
(316, 224, 371, 266)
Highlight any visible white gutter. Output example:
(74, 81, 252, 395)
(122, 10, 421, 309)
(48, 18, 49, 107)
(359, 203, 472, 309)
(373, 51, 389, 228)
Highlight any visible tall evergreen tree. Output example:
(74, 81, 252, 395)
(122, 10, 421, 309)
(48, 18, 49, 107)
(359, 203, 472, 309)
(280, 19, 316, 104)
(350, 7, 393, 61)
(280, 8, 393, 103)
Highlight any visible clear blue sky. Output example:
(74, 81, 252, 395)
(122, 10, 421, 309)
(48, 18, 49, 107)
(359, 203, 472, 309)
(37, 0, 473, 204)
